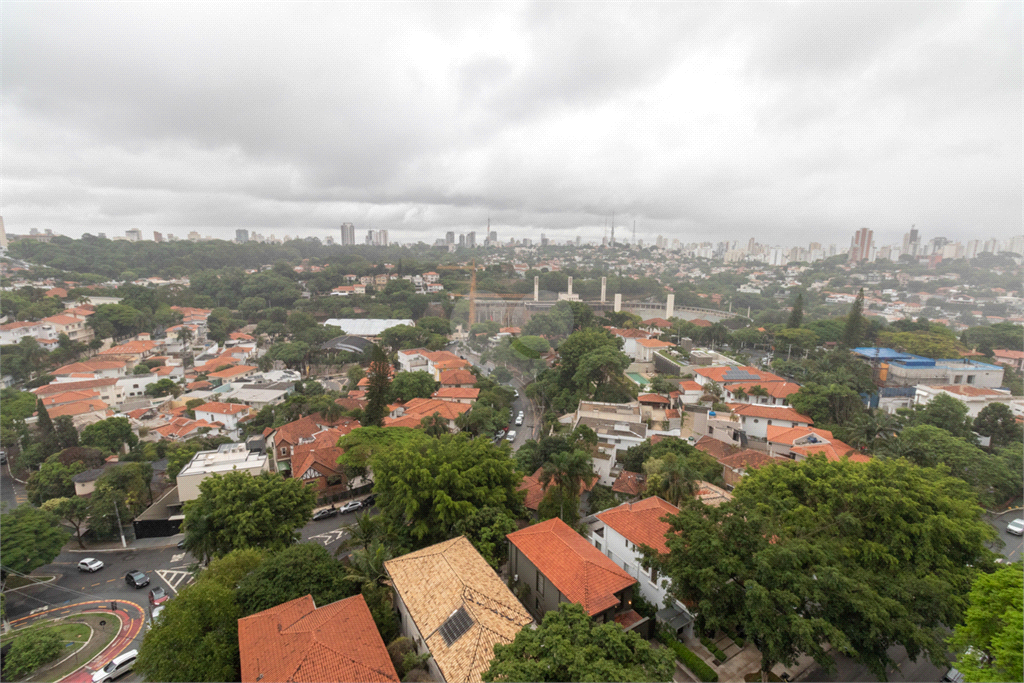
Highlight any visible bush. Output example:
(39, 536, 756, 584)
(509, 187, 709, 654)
(657, 629, 718, 682)
(632, 590, 658, 621)
(3, 627, 64, 679)
(387, 637, 415, 678)
(701, 635, 728, 662)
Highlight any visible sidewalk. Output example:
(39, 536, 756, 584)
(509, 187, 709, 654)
(66, 534, 184, 553)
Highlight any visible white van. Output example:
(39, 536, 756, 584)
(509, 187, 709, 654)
(92, 649, 138, 682)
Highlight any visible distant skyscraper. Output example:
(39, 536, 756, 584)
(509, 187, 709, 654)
(1007, 235, 1024, 256)
(902, 227, 920, 256)
(489, 231, 497, 243)
(0, 216, 7, 251)
(446, 231, 455, 244)
(540, 234, 548, 247)
(125, 228, 142, 242)
(458, 233, 466, 247)
(340, 223, 356, 245)
(848, 228, 874, 263)
(235, 229, 248, 243)
(153, 231, 163, 243)
(466, 231, 476, 248)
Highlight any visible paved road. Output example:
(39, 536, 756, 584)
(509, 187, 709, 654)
(452, 343, 538, 450)
(988, 509, 1024, 562)
(1, 458, 27, 511)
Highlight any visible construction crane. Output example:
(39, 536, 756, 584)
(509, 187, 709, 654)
(469, 260, 477, 326)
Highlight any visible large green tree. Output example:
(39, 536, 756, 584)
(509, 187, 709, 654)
(236, 543, 357, 617)
(788, 382, 865, 429)
(482, 602, 674, 683)
(80, 417, 139, 454)
(902, 394, 975, 440)
(841, 288, 865, 348)
(652, 457, 998, 682)
(948, 563, 1023, 683)
(370, 432, 525, 547)
(180, 471, 317, 560)
(538, 450, 596, 523)
(26, 459, 85, 506)
(0, 506, 70, 576)
(361, 344, 392, 427)
(973, 402, 1023, 449)
(386, 370, 438, 403)
(40, 497, 92, 549)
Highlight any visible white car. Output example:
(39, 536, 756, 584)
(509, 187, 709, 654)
(1006, 518, 1024, 536)
(515, 414, 524, 426)
(92, 649, 137, 683)
(78, 558, 104, 573)
(506, 431, 517, 441)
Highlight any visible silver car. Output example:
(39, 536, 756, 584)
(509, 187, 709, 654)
(1006, 518, 1024, 536)
(78, 558, 104, 573)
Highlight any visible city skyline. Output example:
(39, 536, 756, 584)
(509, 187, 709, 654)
(2, 2, 1020, 246)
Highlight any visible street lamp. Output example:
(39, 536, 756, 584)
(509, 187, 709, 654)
(106, 500, 127, 549)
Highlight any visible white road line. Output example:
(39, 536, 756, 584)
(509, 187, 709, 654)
(308, 529, 348, 547)
(156, 568, 194, 594)
(171, 553, 186, 563)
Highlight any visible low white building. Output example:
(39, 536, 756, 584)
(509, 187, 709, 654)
(193, 402, 252, 433)
(176, 442, 268, 502)
(913, 384, 1014, 418)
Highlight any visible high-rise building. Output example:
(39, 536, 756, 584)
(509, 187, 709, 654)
(466, 231, 476, 248)
(489, 231, 497, 244)
(1006, 235, 1024, 256)
(366, 230, 374, 245)
(540, 234, 549, 247)
(153, 231, 163, 243)
(125, 228, 142, 242)
(901, 228, 920, 256)
(458, 234, 465, 247)
(189, 231, 201, 242)
(446, 231, 455, 244)
(235, 229, 248, 243)
(848, 228, 874, 263)
(340, 223, 356, 245)
(0, 216, 7, 252)
(376, 230, 389, 247)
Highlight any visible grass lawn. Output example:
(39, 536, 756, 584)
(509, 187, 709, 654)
(2, 613, 122, 683)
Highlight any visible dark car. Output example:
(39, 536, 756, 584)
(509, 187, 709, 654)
(125, 570, 149, 589)
(148, 587, 169, 606)
(176, 539, 186, 549)
(312, 506, 339, 521)
(360, 494, 377, 509)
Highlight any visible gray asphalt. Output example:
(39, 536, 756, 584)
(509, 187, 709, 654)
(1, 459, 25, 511)
(453, 343, 538, 451)
(988, 508, 1024, 562)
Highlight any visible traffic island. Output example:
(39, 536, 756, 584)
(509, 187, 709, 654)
(0, 613, 120, 683)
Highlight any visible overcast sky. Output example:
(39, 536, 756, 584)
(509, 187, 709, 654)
(3, 1, 1020, 248)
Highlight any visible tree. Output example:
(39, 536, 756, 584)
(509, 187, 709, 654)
(146, 378, 183, 398)
(34, 396, 59, 457)
(482, 602, 674, 683)
(419, 412, 450, 437)
(40, 496, 92, 549)
(2, 626, 64, 680)
(787, 292, 804, 328)
(789, 382, 865, 428)
(904, 394, 975, 440)
(876, 330, 967, 359)
(652, 457, 998, 682)
(26, 459, 85, 506)
(948, 563, 1023, 683)
(80, 417, 139, 454)
(181, 471, 316, 560)
(387, 370, 437, 403)
(370, 433, 525, 547)
(538, 450, 596, 523)
(491, 366, 513, 384)
(134, 580, 242, 682)
(362, 344, 391, 427)
(53, 415, 79, 450)
(0, 505, 70, 576)
(236, 543, 357, 617)
(452, 506, 520, 569)
(774, 327, 818, 353)
(841, 288, 865, 348)
(96, 461, 154, 514)
(973, 403, 1023, 450)
(346, 364, 365, 388)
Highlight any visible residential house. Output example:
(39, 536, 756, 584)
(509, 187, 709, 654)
(611, 470, 646, 497)
(193, 402, 252, 434)
(605, 327, 657, 360)
(717, 450, 790, 488)
(518, 467, 597, 514)
(431, 387, 479, 404)
(265, 413, 359, 476)
(633, 338, 675, 363)
(207, 365, 259, 385)
(766, 426, 869, 463)
(507, 518, 645, 633)
(691, 365, 787, 389)
(153, 416, 222, 442)
(176, 443, 268, 502)
(396, 348, 470, 376)
(41, 313, 94, 344)
(722, 380, 800, 406)
(290, 426, 362, 497)
(383, 397, 470, 431)
(913, 384, 1014, 418)
(0, 320, 49, 345)
(725, 404, 814, 440)
(46, 398, 109, 428)
(384, 537, 534, 683)
(238, 594, 398, 683)
(99, 339, 163, 365)
(33, 378, 125, 407)
(54, 360, 128, 379)
(992, 349, 1024, 372)
(437, 369, 477, 388)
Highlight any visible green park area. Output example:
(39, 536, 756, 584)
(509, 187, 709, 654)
(1, 613, 121, 682)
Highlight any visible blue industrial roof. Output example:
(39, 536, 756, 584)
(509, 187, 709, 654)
(852, 347, 928, 362)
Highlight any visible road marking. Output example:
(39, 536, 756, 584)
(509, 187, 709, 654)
(156, 568, 194, 594)
(91, 582, 101, 587)
(171, 553, 186, 563)
(107, 578, 116, 582)
(308, 528, 348, 547)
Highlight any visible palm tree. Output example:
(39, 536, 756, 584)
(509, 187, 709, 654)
(849, 411, 901, 452)
(344, 539, 393, 587)
(643, 453, 700, 507)
(539, 450, 597, 522)
(335, 512, 385, 557)
(420, 412, 449, 437)
(705, 380, 723, 400)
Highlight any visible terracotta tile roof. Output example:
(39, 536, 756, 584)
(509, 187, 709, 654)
(518, 467, 597, 511)
(155, 417, 214, 439)
(42, 313, 86, 325)
(384, 397, 470, 425)
(665, 409, 680, 418)
(723, 381, 801, 399)
(791, 443, 871, 463)
(347, 389, 367, 399)
(932, 385, 1010, 397)
(693, 435, 739, 461)
(432, 359, 470, 371)
(125, 408, 152, 420)
(597, 497, 679, 554)
(718, 450, 788, 472)
(208, 365, 257, 379)
(384, 537, 533, 683)
(185, 380, 213, 391)
(100, 340, 159, 355)
(611, 470, 646, 496)
(765, 426, 834, 445)
(605, 327, 656, 339)
(229, 331, 255, 341)
(692, 366, 786, 384)
(642, 318, 673, 328)
(728, 403, 813, 424)
(238, 594, 398, 683)
(334, 397, 368, 411)
(678, 381, 703, 392)
(507, 518, 636, 616)
(273, 415, 322, 446)
(689, 319, 713, 328)
(438, 369, 477, 386)
(638, 393, 670, 405)
(694, 480, 733, 506)
(432, 387, 480, 400)
(47, 398, 108, 418)
(291, 428, 348, 480)
(636, 338, 675, 348)
(32, 377, 118, 395)
(993, 349, 1024, 360)
(613, 609, 645, 630)
(54, 360, 126, 375)
(196, 402, 251, 416)
(45, 287, 68, 298)
(0, 320, 39, 331)
(42, 390, 100, 407)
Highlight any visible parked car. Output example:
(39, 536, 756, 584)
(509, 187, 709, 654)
(92, 650, 138, 683)
(1007, 518, 1024, 536)
(515, 414, 524, 426)
(78, 558, 104, 573)
(312, 507, 339, 521)
(513, 390, 519, 398)
(338, 500, 362, 514)
(506, 431, 517, 441)
(176, 539, 186, 549)
(0, 448, 7, 465)
(149, 587, 169, 606)
(124, 570, 149, 589)
(360, 494, 377, 509)
(942, 666, 965, 683)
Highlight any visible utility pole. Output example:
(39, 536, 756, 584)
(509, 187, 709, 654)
(468, 262, 477, 327)
(112, 499, 126, 549)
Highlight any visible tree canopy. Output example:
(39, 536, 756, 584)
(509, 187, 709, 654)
(236, 543, 357, 617)
(482, 602, 674, 683)
(948, 562, 1023, 683)
(0, 506, 70, 576)
(652, 457, 998, 681)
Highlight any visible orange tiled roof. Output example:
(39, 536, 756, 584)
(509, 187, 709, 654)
(638, 393, 670, 404)
(689, 319, 713, 328)
(692, 366, 786, 384)
(728, 403, 813, 424)
(238, 594, 398, 683)
(636, 338, 675, 348)
(385, 397, 471, 424)
(32, 378, 118, 395)
(642, 318, 673, 328)
(792, 443, 871, 463)
(518, 467, 597, 510)
(932, 385, 1010, 397)
(291, 428, 350, 480)
(605, 327, 656, 339)
(718, 450, 788, 472)
(99, 340, 159, 355)
(42, 390, 100, 407)
(185, 380, 213, 391)
(693, 435, 739, 461)
(993, 349, 1024, 360)
(723, 381, 801, 399)
(432, 359, 470, 371)
(597, 497, 679, 554)
(506, 517, 636, 616)
(438, 369, 477, 386)
(678, 380, 703, 391)
(432, 387, 480, 400)
(208, 365, 257, 379)
(611, 470, 646, 496)
(229, 331, 255, 341)
(45, 287, 69, 298)
(54, 360, 126, 375)
(42, 313, 87, 325)
(196, 402, 251, 416)
(335, 397, 368, 411)
(47, 398, 108, 418)
(765, 425, 834, 445)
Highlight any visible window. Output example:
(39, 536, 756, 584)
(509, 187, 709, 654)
(594, 541, 602, 552)
(536, 573, 545, 596)
(954, 375, 963, 384)
(767, 420, 772, 426)
(535, 597, 540, 612)
(593, 526, 604, 538)
(651, 566, 659, 584)
(967, 375, 976, 384)
(708, 427, 713, 434)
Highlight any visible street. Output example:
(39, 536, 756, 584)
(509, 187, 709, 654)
(1, 458, 27, 511)
(451, 342, 539, 450)
(988, 508, 1024, 563)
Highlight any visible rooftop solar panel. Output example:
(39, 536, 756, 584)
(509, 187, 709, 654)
(722, 368, 761, 381)
(439, 606, 474, 647)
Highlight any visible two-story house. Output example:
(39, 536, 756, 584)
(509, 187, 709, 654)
(506, 517, 647, 635)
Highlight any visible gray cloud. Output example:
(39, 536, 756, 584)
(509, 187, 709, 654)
(2, 1, 1019, 249)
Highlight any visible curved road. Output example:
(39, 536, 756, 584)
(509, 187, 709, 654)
(451, 343, 539, 450)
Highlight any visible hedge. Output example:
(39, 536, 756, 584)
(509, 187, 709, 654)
(657, 631, 719, 682)
(700, 635, 729, 662)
